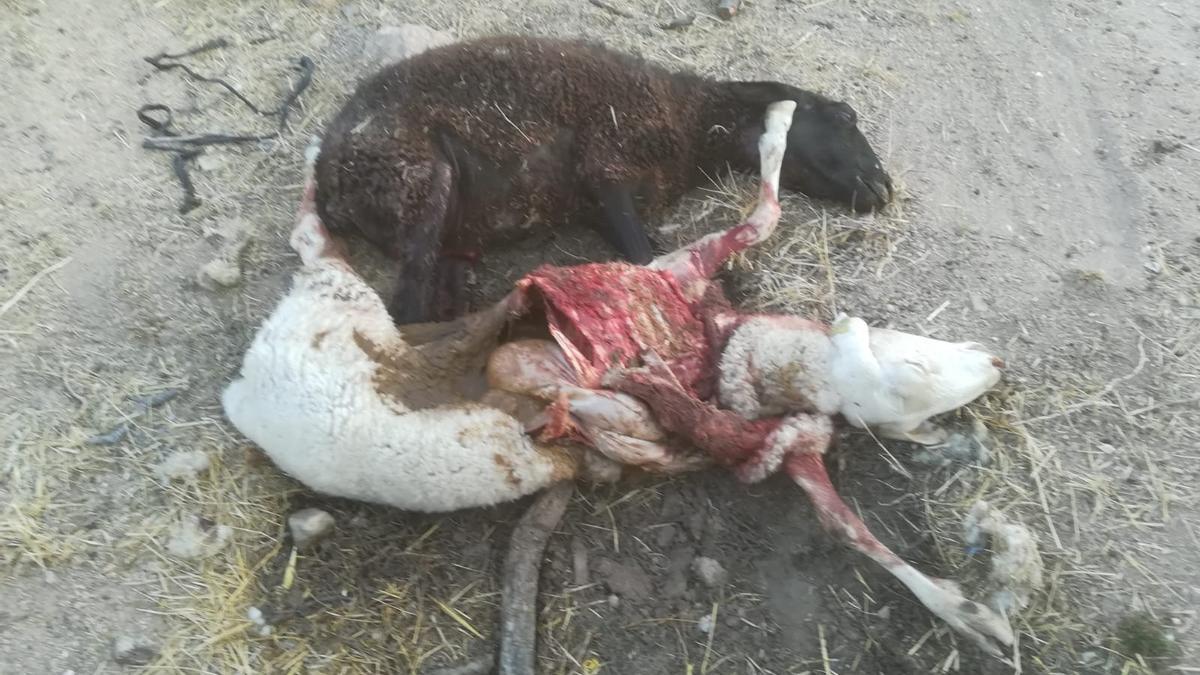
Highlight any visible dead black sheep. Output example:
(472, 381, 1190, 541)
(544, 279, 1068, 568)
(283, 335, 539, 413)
(316, 35, 893, 323)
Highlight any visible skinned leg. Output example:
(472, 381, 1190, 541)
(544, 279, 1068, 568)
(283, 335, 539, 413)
(783, 452, 1014, 656)
(290, 137, 349, 267)
(603, 354, 780, 470)
(487, 340, 705, 472)
(649, 100, 794, 296)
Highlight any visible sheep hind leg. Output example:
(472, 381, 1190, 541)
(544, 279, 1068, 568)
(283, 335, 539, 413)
(387, 158, 455, 325)
(488, 340, 705, 473)
(289, 136, 348, 266)
(782, 452, 1014, 656)
(433, 254, 477, 321)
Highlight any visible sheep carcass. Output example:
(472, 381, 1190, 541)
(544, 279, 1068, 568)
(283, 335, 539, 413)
(224, 102, 1011, 660)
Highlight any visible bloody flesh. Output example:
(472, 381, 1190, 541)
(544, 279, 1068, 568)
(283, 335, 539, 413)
(517, 262, 715, 393)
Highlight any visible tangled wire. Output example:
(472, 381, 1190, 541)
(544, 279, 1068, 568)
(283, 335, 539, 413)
(137, 38, 315, 213)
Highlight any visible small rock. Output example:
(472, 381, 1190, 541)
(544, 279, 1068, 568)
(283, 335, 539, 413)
(697, 613, 714, 633)
(691, 556, 728, 588)
(195, 152, 224, 172)
(247, 606, 273, 637)
(969, 292, 989, 313)
(154, 450, 210, 481)
(197, 258, 241, 290)
(166, 514, 232, 559)
(288, 508, 335, 549)
(112, 635, 158, 666)
(607, 594, 620, 608)
(363, 24, 455, 70)
(654, 523, 679, 549)
(197, 219, 251, 290)
(595, 558, 652, 600)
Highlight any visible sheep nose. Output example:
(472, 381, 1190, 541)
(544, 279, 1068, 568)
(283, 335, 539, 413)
(855, 175, 893, 211)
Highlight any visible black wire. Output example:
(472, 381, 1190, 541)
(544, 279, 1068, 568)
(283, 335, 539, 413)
(138, 39, 316, 213)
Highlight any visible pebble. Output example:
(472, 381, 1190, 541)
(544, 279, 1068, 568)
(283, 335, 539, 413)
(111, 635, 159, 666)
(288, 508, 335, 550)
(166, 514, 232, 560)
(195, 152, 224, 172)
(197, 258, 242, 290)
(154, 450, 210, 481)
(697, 613, 714, 634)
(197, 219, 251, 290)
(362, 24, 455, 70)
(653, 523, 679, 548)
(691, 556, 728, 587)
(595, 558, 652, 600)
(247, 606, 273, 637)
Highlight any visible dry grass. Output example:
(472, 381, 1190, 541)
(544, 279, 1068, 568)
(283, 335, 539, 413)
(4, 0, 1198, 672)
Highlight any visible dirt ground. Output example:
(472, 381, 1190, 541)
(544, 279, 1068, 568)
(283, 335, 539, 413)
(2, 0, 1198, 673)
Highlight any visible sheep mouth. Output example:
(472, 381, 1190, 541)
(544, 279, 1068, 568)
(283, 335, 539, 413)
(849, 175, 894, 213)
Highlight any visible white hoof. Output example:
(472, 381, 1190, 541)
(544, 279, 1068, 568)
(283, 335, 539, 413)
(925, 578, 1015, 656)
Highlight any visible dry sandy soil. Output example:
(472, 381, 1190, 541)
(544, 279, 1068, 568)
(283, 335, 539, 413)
(2, 0, 1198, 673)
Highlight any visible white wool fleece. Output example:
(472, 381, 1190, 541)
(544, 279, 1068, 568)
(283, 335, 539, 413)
(222, 261, 564, 513)
(717, 316, 841, 419)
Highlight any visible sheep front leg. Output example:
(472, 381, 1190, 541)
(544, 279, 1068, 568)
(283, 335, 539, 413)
(590, 180, 656, 264)
(404, 289, 529, 374)
(782, 452, 1015, 656)
(649, 100, 794, 294)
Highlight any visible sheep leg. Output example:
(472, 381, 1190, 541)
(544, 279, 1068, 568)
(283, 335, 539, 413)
(877, 420, 950, 446)
(782, 452, 1015, 656)
(433, 254, 476, 320)
(497, 481, 573, 675)
(602, 356, 779, 471)
(290, 137, 348, 266)
(648, 100, 793, 291)
(388, 158, 454, 325)
(405, 292, 527, 374)
(591, 181, 655, 264)
(489, 340, 708, 473)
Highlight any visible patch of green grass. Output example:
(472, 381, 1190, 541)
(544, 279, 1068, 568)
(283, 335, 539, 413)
(1116, 612, 1174, 659)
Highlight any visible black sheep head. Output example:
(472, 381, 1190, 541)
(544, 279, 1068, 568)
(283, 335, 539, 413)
(730, 82, 894, 213)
